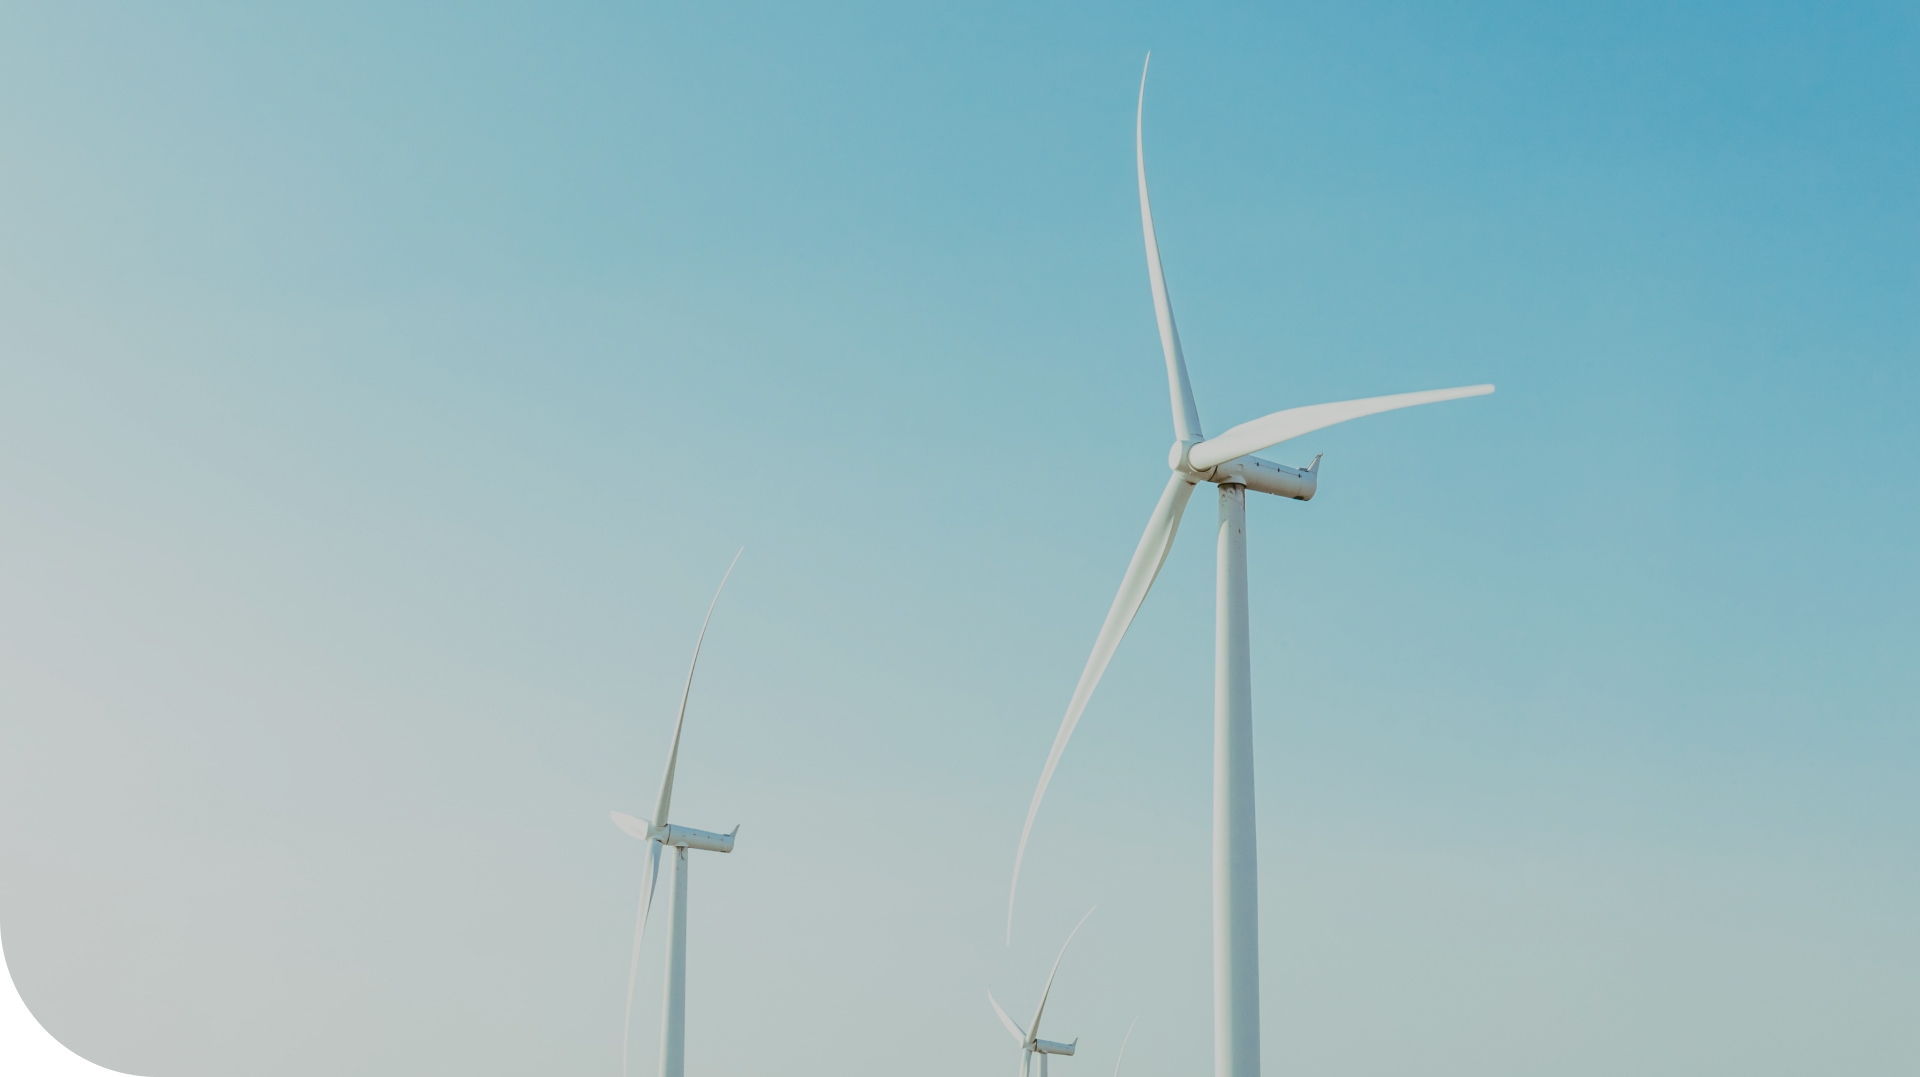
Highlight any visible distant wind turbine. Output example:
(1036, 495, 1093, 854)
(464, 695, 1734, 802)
(611, 551, 744, 1077)
(1006, 56, 1495, 1077)
(991, 908, 1095, 1077)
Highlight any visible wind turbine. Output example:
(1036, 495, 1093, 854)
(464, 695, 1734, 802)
(611, 551, 744, 1077)
(991, 909, 1095, 1077)
(1006, 57, 1495, 1077)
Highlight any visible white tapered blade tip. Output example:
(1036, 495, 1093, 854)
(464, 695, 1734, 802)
(610, 811, 652, 841)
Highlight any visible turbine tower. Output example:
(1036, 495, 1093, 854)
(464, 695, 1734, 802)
(611, 551, 743, 1077)
(991, 909, 1094, 1077)
(1007, 58, 1494, 1077)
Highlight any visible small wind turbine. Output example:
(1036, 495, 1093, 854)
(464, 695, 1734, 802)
(1007, 57, 1495, 1077)
(611, 551, 743, 1077)
(991, 909, 1094, 1077)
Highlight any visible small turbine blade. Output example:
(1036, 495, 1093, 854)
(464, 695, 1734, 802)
(989, 990, 1028, 1043)
(652, 547, 744, 827)
(609, 811, 652, 841)
(1028, 906, 1096, 1040)
(1113, 1016, 1138, 1077)
(1138, 53, 1204, 446)
(1187, 385, 1494, 472)
(1009, 478, 1193, 942)
(619, 839, 664, 1077)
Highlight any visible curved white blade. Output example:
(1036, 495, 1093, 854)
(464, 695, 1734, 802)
(1113, 1016, 1138, 1077)
(609, 811, 652, 841)
(1138, 53, 1203, 445)
(652, 548, 744, 826)
(1008, 476, 1195, 942)
(1028, 906, 1096, 1040)
(989, 990, 1028, 1043)
(1187, 384, 1495, 471)
(619, 839, 664, 1077)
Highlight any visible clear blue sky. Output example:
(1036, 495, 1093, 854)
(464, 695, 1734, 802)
(1, 2, 1915, 1075)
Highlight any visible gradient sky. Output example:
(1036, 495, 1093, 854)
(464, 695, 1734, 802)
(2, 2, 1916, 1075)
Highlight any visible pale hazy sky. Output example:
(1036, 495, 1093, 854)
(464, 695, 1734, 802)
(2, 2, 1916, 1075)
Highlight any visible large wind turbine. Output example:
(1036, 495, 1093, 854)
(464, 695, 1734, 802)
(1007, 58, 1494, 1077)
(990, 909, 1095, 1077)
(611, 551, 743, 1077)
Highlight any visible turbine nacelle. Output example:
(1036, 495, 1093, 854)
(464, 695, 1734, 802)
(1034, 1039, 1078, 1056)
(611, 811, 739, 854)
(1173, 448, 1320, 501)
(661, 823, 738, 853)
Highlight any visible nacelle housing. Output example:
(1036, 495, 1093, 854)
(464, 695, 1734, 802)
(1207, 454, 1316, 500)
(662, 823, 737, 853)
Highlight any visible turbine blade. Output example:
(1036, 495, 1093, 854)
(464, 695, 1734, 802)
(1187, 384, 1495, 471)
(989, 990, 1028, 1043)
(1138, 53, 1203, 445)
(619, 839, 664, 1077)
(609, 811, 652, 841)
(1028, 907, 1096, 1038)
(652, 547, 744, 826)
(1007, 476, 1195, 942)
(1113, 1016, 1138, 1077)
